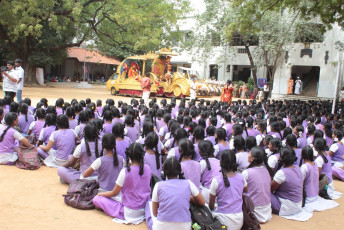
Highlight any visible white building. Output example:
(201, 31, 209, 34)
(172, 0, 344, 99)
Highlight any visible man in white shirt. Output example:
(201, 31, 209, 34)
(263, 83, 269, 101)
(15, 59, 24, 102)
(1, 60, 19, 101)
(190, 77, 197, 101)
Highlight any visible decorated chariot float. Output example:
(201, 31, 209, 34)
(106, 48, 217, 98)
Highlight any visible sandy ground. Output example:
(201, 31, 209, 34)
(1, 85, 344, 229)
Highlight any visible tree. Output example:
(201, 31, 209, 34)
(184, 0, 325, 90)
(0, 0, 189, 83)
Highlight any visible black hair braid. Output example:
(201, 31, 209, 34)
(139, 149, 144, 176)
(95, 138, 99, 158)
(275, 159, 284, 174)
(263, 154, 274, 178)
(0, 126, 11, 142)
(179, 171, 185, 179)
(204, 153, 211, 170)
(85, 139, 91, 156)
(100, 145, 104, 157)
(244, 125, 248, 137)
(318, 150, 329, 164)
(125, 150, 131, 172)
(113, 139, 119, 167)
(155, 143, 160, 170)
(25, 113, 28, 122)
(222, 168, 230, 187)
(299, 156, 304, 167)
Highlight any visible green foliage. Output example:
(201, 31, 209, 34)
(246, 77, 254, 91)
(0, 0, 189, 81)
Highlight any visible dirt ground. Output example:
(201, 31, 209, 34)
(0, 85, 344, 229)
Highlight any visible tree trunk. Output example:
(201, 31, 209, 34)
(245, 45, 258, 88)
(23, 63, 39, 85)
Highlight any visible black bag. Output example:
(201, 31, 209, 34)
(63, 179, 99, 210)
(241, 195, 260, 230)
(190, 203, 227, 230)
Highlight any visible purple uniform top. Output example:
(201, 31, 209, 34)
(156, 179, 192, 222)
(56, 108, 63, 116)
(205, 136, 215, 145)
(115, 137, 131, 158)
(225, 123, 234, 139)
(293, 148, 302, 166)
(245, 167, 271, 207)
(201, 158, 221, 188)
(112, 118, 124, 125)
(181, 160, 201, 190)
(332, 143, 344, 162)
(41, 126, 56, 145)
(53, 129, 76, 160)
(193, 144, 203, 162)
(98, 155, 124, 191)
(69, 119, 78, 130)
(318, 154, 333, 183)
(144, 152, 162, 179)
(215, 173, 244, 214)
(103, 123, 113, 134)
(18, 114, 34, 134)
(121, 165, 151, 210)
(32, 120, 45, 140)
(303, 163, 319, 199)
(247, 128, 260, 138)
(297, 136, 308, 149)
(0, 126, 17, 153)
(126, 126, 139, 143)
(215, 142, 230, 160)
(276, 167, 303, 203)
(79, 141, 101, 176)
(236, 151, 250, 171)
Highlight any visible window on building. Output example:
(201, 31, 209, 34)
(209, 65, 218, 80)
(230, 33, 258, 46)
(238, 48, 247, 54)
(294, 23, 325, 43)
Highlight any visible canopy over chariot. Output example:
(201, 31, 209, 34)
(106, 48, 214, 98)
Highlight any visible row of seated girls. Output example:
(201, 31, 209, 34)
(0, 96, 343, 230)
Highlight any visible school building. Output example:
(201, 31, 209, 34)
(173, 0, 344, 100)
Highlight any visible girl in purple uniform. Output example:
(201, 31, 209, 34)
(0, 113, 33, 164)
(167, 128, 188, 159)
(18, 103, 34, 134)
(267, 138, 282, 171)
(205, 125, 216, 146)
(306, 124, 316, 145)
(75, 110, 89, 143)
(66, 107, 78, 130)
(28, 108, 46, 140)
(270, 147, 310, 219)
(125, 114, 139, 143)
(38, 115, 77, 167)
(84, 133, 124, 193)
(286, 134, 302, 166)
(150, 157, 205, 230)
(192, 125, 205, 161)
(294, 126, 307, 149)
(223, 113, 233, 140)
(92, 142, 151, 224)
(242, 146, 273, 223)
(214, 128, 229, 159)
(110, 122, 131, 159)
(102, 110, 113, 134)
(329, 130, 344, 181)
(144, 132, 162, 179)
(299, 146, 339, 212)
(179, 138, 201, 190)
(38, 113, 57, 147)
(199, 140, 221, 203)
(55, 98, 64, 116)
(209, 150, 247, 230)
(58, 124, 100, 184)
(234, 136, 249, 171)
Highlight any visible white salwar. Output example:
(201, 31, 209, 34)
(327, 182, 343, 200)
(112, 207, 146, 225)
(278, 197, 313, 221)
(43, 149, 68, 168)
(303, 196, 339, 213)
(0, 152, 18, 164)
(212, 211, 243, 230)
(142, 91, 150, 106)
(254, 205, 272, 223)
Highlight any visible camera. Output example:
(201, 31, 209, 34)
(1, 66, 9, 72)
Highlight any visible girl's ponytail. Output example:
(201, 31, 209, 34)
(113, 138, 119, 167)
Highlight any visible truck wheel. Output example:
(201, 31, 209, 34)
(111, 87, 117, 95)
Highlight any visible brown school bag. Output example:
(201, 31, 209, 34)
(241, 195, 261, 230)
(16, 135, 40, 170)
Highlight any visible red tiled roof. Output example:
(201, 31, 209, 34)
(67, 47, 121, 65)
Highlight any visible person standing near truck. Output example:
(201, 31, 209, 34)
(141, 73, 151, 106)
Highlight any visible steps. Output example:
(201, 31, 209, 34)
(273, 94, 332, 101)
(300, 80, 318, 97)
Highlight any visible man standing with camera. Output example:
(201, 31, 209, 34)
(15, 59, 24, 102)
(1, 61, 19, 101)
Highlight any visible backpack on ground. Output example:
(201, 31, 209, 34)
(63, 179, 99, 210)
(16, 135, 40, 170)
(190, 202, 227, 230)
(241, 195, 260, 230)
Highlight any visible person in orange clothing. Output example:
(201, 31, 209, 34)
(220, 80, 233, 104)
(141, 73, 151, 106)
(287, 77, 294, 94)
